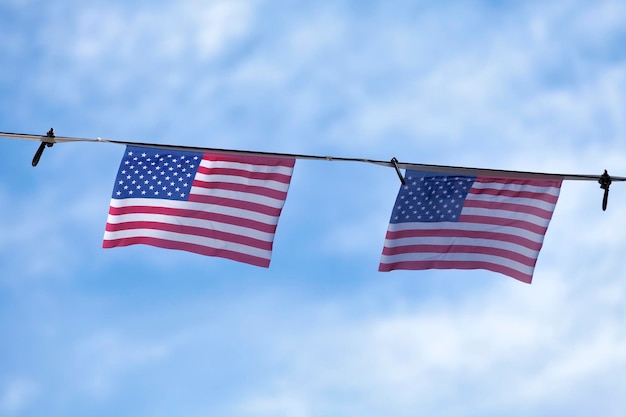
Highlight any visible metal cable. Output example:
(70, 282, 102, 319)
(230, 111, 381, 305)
(1, 130, 624, 182)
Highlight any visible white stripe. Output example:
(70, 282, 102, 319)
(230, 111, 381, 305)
(189, 187, 286, 209)
(109, 198, 279, 225)
(383, 236, 541, 258)
(379, 252, 534, 276)
(194, 173, 291, 192)
(201, 160, 294, 176)
(465, 193, 558, 212)
(470, 181, 561, 196)
(385, 221, 544, 243)
(460, 206, 553, 226)
(103, 228, 272, 259)
(106, 212, 275, 242)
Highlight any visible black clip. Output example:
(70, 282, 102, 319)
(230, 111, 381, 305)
(32, 128, 55, 167)
(391, 157, 406, 186)
(598, 170, 612, 211)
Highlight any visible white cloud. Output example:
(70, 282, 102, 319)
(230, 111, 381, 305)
(0, 378, 39, 415)
(72, 330, 170, 398)
(232, 272, 625, 417)
(30, 0, 256, 112)
(1, 1, 626, 416)
(188, 0, 254, 59)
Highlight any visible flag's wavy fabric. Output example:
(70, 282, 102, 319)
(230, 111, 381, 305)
(379, 171, 562, 283)
(103, 146, 295, 267)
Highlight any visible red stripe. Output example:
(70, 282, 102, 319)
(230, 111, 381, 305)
(462, 199, 555, 219)
(378, 260, 533, 283)
(103, 237, 270, 267)
(473, 177, 562, 189)
(204, 153, 295, 168)
(196, 166, 292, 184)
(187, 194, 283, 217)
(381, 244, 537, 267)
(105, 220, 273, 250)
(384, 228, 543, 251)
(468, 186, 559, 204)
(107, 205, 278, 234)
(192, 179, 288, 201)
(459, 214, 548, 235)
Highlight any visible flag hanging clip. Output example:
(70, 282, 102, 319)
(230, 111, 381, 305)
(599, 169, 612, 211)
(391, 157, 406, 185)
(32, 128, 55, 167)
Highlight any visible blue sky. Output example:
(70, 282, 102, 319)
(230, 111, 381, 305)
(1, 0, 626, 416)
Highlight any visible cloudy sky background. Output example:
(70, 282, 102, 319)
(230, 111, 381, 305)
(1, 0, 626, 416)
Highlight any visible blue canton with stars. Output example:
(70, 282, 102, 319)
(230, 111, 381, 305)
(111, 146, 203, 201)
(390, 171, 476, 223)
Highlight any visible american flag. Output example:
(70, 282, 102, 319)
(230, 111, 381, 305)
(103, 146, 295, 267)
(379, 170, 562, 283)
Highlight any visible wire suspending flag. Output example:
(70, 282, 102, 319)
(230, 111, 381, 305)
(4, 129, 624, 282)
(103, 145, 295, 267)
(379, 171, 562, 283)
